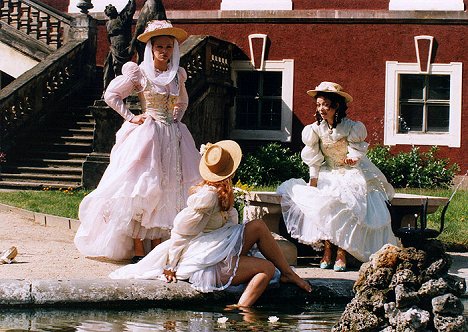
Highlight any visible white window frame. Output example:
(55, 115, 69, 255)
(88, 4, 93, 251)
(221, 0, 292, 10)
(384, 61, 462, 147)
(230, 60, 294, 142)
(389, 0, 464, 11)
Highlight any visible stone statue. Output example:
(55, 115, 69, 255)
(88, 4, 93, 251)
(129, 0, 167, 64)
(102, 0, 136, 91)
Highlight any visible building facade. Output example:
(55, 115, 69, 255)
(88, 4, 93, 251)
(43, 0, 468, 172)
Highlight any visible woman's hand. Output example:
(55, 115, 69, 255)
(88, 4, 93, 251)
(129, 114, 147, 125)
(343, 158, 358, 166)
(309, 178, 318, 187)
(163, 269, 177, 283)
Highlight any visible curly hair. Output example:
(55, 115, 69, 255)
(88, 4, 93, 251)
(190, 177, 234, 211)
(314, 91, 348, 128)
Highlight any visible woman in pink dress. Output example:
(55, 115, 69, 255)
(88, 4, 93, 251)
(75, 20, 201, 263)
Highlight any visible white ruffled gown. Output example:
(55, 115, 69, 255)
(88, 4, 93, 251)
(277, 118, 397, 262)
(74, 62, 202, 261)
(110, 185, 246, 293)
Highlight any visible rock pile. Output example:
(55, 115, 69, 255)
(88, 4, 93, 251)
(332, 240, 467, 331)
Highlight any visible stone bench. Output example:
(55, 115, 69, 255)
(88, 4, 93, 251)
(244, 191, 449, 264)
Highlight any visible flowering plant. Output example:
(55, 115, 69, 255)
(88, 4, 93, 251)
(233, 180, 254, 221)
(0, 152, 6, 163)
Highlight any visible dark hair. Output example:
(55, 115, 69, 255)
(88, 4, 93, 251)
(314, 92, 348, 128)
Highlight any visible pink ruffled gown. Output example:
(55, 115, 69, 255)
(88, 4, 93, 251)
(74, 62, 202, 260)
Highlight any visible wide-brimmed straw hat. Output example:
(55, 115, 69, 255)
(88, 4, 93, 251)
(199, 140, 242, 182)
(306, 81, 353, 103)
(137, 20, 188, 44)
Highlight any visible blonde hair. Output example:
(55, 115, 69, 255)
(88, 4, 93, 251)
(191, 177, 234, 211)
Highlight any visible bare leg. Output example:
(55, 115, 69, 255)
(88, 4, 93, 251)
(231, 256, 275, 307)
(321, 240, 333, 263)
(133, 239, 145, 257)
(151, 238, 162, 249)
(334, 247, 347, 271)
(242, 219, 312, 293)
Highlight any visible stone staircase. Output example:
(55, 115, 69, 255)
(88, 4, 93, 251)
(0, 92, 98, 190)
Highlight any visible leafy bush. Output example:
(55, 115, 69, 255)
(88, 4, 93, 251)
(235, 143, 308, 187)
(367, 145, 459, 188)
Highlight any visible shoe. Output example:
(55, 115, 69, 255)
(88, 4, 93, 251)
(131, 255, 144, 264)
(333, 260, 347, 272)
(320, 261, 332, 269)
(0, 246, 18, 264)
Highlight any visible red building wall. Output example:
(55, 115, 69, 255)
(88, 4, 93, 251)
(38, 1, 468, 171)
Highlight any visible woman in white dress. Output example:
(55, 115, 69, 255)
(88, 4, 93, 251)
(277, 82, 397, 271)
(74, 21, 202, 263)
(110, 140, 312, 307)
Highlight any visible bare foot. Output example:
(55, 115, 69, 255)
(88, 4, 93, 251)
(280, 271, 312, 293)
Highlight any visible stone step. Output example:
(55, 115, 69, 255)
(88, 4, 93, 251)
(3, 165, 83, 175)
(0, 180, 81, 190)
(1, 172, 81, 182)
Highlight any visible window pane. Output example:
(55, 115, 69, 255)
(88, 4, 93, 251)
(237, 72, 259, 95)
(400, 74, 424, 99)
(428, 75, 450, 100)
(260, 98, 282, 129)
(262, 72, 282, 96)
(235, 97, 257, 129)
(427, 105, 449, 132)
(399, 104, 423, 132)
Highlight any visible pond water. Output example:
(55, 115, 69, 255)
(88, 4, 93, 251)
(2, 299, 467, 331)
(0, 302, 345, 332)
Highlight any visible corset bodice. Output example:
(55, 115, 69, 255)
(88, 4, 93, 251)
(140, 84, 177, 124)
(320, 137, 348, 168)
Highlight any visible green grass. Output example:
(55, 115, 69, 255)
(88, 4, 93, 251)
(0, 188, 89, 220)
(0, 187, 466, 250)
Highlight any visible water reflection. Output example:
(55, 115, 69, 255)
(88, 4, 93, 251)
(1, 299, 467, 331)
(0, 303, 345, 332)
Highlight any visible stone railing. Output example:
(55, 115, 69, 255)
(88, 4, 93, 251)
(180, 35, 233, 102)
(0, 39, 89, 152)
(0, 0, 74, 49)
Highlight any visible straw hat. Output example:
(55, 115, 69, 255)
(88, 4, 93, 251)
(306, 81, 353, 103)
(137, 20, 188, 44)
(199, 140, 242, 182)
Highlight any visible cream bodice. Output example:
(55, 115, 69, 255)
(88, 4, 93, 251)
(320, 137, 348, 168)
(140, 82, 178, 124)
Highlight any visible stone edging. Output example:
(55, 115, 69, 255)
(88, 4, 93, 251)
(0, 203, 80, 232)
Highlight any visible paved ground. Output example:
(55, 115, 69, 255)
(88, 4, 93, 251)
(0, 204, 466, 307)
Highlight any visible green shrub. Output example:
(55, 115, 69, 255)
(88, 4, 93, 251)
(235, 143, 308, 187)
(367, 145, 459, 188)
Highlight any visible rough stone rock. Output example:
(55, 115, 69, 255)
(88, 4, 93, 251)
(395, 284, 420, 309)
(431, 293, 464, 316)
(360, 267, 394, 291)
(433, 313, 468, 332)
(418, 278, 448, 300)
(371, 244, 400, 269)
(397, 247, 426, 273)
(422, 258, 451, 282)
(331, 298, 381, 332)
(444, 274, 467, 298)
(385, 303, 431, 331)
(390, 269, 419, 288)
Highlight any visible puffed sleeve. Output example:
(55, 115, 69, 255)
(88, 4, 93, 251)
(104, 62, 146, 121)
(301, 124, 324, 179)
(173, 67, 189, 121)
(347, 121, 369, 160)
(165, 187, 218, 271)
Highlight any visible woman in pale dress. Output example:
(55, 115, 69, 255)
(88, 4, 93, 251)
(277, 82, 397, 271)
(110, 140, 312, 307)
(74, 21, 201, 263)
